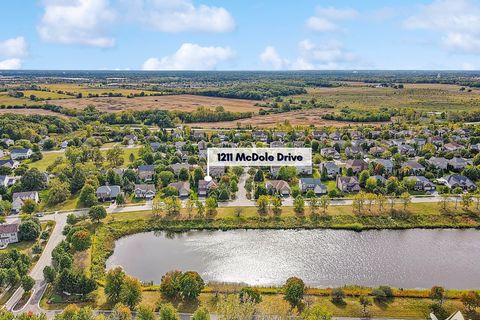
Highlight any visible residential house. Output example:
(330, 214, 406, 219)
(12, 191, 40, 213)
(150, 142, 161, 151)
(1, 138, 14, 146)
(329, 132, 342, 141)
(10, 149, 32, 160)
(170, 163, 191, 176)
(345, 159, 368, 174)
(320, 147, 340, 160)
(296, 165, 312, 175)
(252, 131, 268, 142)
(401, 160, 425, 175)
(134, 184, 156, 199)
(138, 165, 156, 181)
(437, 175, 477, 191)
(175, 141, 186, 151)
(372, 175, 387, 185)
(406, 176, 436, 192)
(319, 162, 341, 179)
(443, 142, 465, 153)
(96, 185, 122, 201)
(193, 131, 205, 140)
(198, 179, 217, 197)
(372, 159, 393, 174)
(266, 180, 291, 197)
(448, 157, 470, 171)
(124, 134, 138, 145)
(299, 178, 327, 195)
(168, 181, 191, 197)
(0, 224, 19, 247)
(197, 140, 208, 150)
(345, 146, 364, 159)
(209, 166, 225, 178)
(399, 144, 416, 156)
(428, 157, 448, 171)
(270, 141, 284, 148)
(312, 131, 328, 140)
(336, 176, 361, 193)
(0, 175, 8, 188)
(60, 141, 69, 149)
(369, 146, 385, 157)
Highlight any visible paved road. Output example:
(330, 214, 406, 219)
(4, 213, 69, 314)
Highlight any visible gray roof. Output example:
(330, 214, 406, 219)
(96, 185, 121, 198)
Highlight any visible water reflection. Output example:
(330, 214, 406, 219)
(106, 229, 480, 289)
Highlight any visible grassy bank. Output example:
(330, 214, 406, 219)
(92, 203, 480, 280)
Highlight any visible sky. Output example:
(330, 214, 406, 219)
(1, 0, 480, 70)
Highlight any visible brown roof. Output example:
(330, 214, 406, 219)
(0, 223, 18, 234)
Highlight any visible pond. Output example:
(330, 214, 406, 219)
(106, 228, 480, 289)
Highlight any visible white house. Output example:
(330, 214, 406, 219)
(10, 149, 33, 160)
(12, 191, 40, 213)
(0, 223, 19, 247)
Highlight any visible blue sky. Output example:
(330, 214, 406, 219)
(1, 0, 480, 70)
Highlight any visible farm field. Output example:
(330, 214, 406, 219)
(47, 94, 262, 113)
(188, 108, 379, 128)
(41, 83, 162, 97)
(0, 108, 69, 118)
(0, 92, 36, 106)
(301, 82, 480, 111)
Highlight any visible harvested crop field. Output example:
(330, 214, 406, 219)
(48, 94, 262, 113)
(0, 108, 69, 118)
(189, 109, 385, 128)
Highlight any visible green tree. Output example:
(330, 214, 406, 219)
(359, 295, 372, 316)
(179, 271, 204, 301)
(120, 276, 142, 309)
(109, 303, 131, 320)
(88, 205, 107, 223)
(205, 197, 218, 218)
(191, 307, 210, 320)
(136, 304, 156, 320)
(309, 197, 320, 218)
(21, 275, 35, 292)
(79, 183, 98, 207)
(160, 270, 182, 299)
(461, 291, 480, 314)
(18, 220, 40, 241)
(106, 145, 125, 167)
(43, 266, 56, 283)
(70, 229, 92, 251)
(21, 199, 37, 214)
(271, 196, 282, 217)
(20, 168, 47, 191)
(400, 192, 411, 211)
(47, 179, 71, 206)
(239, 287, 262, 304)
(319, 195, 330, 216)
(331, 288, 345, 304)
(284, 276, 305, 307)
(293, 196, 305, 216)
(105, 267, 126, 305)
(302, 304, 332, 320)
(256, 195, 270, 216)
(158, 303, 180, 320)
(158, 171, 175, 188)
(430, 286, 445, 306)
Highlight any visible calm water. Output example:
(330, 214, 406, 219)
(106, 229, 480, 289)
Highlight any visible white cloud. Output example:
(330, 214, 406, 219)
(38, 0, 116, 48)
(0, 58, 21, 70)
(259, 46, 288, 70)
(133, 0, 235, 33)
(142, 43, 235, 70)
(306, 6, 358, 32)
(404, 0, 480, 53)
(260, 40, 359, 70)
(0, 37, 27, 58)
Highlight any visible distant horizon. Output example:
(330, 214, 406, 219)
(2, 1, 480, 71)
